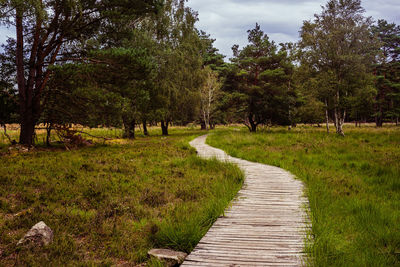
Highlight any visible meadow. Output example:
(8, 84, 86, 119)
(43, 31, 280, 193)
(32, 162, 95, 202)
(0, 127, 243, 266)
(207, 125, 400, 266)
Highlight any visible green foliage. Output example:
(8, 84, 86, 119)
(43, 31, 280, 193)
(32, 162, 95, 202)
(299, 0, 380, 134)
(297, 96, 325, 125)
(0, 127, 244, 265)
(226, 24, 295, 132)
(149, 0, 204, 129)
(0, 87, 17, 125)
(208, 126, 400, 266)
(0, 47, 18, 125)
(0, 0, 162, 145)
(199, 31, 227, 72)
(372, 20, 400, 125)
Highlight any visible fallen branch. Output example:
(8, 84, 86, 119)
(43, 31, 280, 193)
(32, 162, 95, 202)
(53, 125, 115, 148)
(75, 130, 113, 143)
(1, 124, 17, 145)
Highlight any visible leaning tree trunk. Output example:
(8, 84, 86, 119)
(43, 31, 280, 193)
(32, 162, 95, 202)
(161, 120, 169, 136)
(334, 108, 345, 136)
(336, 120, 344, 136)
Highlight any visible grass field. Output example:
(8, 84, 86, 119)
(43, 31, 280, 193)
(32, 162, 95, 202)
(207, 125, 400, 266)
(0, 127, 243, 266)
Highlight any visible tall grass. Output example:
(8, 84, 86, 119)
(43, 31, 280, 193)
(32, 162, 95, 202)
(0, 128, 243, 266)
(207, 125, 400, 267)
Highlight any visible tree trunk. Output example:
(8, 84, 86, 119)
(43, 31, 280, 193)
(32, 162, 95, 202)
(19, 116, 36, 146)
(161, 120, 169, 136)
(333, 90, 345, 136)
(143, 120, 149, 136)
(123, 118, 135, 139)
(336, 121, 344, 136)
(375, 89, 384, 127)
(248, 115, 257, 132)
(376, 113, 383, 127)
(202, 107, 209, 130)
(46, 123, 52, 147)
(325, 99, 330, 134)
(200, 121, 206, 130)
(334, 109, 345, 136)
(16, 7, 35, 146)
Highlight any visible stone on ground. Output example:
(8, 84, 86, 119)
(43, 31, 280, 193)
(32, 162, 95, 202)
(17, 221, 53, 246)
(148, 248, 187, 266)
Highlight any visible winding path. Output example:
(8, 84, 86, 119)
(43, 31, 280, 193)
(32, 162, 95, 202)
(182, 135, 309, 266)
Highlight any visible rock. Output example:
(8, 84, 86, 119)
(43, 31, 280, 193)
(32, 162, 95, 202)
(148, 248, 187, 266)
(17, 221, 53, 247)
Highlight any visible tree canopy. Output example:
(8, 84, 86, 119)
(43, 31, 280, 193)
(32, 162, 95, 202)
(0, 0, 399, 144)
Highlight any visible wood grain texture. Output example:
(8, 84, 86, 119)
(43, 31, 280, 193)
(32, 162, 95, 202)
(182, 135, 309, 266)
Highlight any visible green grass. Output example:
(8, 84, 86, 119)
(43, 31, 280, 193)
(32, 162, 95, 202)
(207, 125, 400, 267)
(0, 127, 243, 266)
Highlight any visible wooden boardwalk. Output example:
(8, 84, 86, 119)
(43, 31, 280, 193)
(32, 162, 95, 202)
(182, 135, 309, 266)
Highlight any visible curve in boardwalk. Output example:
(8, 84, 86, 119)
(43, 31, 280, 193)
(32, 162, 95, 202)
(182, 135, 309, 267)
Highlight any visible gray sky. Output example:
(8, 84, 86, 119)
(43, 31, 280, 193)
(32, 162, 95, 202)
(0, 27, 13, 48)
(187, 0, 400, 60)
(1, 0, 398, 56)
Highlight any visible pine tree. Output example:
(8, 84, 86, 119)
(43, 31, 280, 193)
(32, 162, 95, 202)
(372, 20, 400, 126)
(230, 23, 294, 132)
(0, 0, 161, 145)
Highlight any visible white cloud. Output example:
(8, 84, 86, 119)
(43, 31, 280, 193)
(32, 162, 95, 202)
(188, 0, 400, 59)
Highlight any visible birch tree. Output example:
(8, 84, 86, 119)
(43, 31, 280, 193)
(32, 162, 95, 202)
(200, 67, 221, 130)
(299, 0, 379, 135)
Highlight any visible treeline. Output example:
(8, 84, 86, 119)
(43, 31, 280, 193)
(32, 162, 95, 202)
(216, 0, 400, 135)
(0, 0, 399, 146)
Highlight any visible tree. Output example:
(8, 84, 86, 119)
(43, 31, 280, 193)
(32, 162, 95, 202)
(299, 0, 379, 135)
(229, 23, 294, 132)
(0, 47, 18, 143)
(0, 0, 161, 146)
(199, 31, 226, 72)
(0, 47, 17, 124)
(41, 47, 155, 141)
(200, 67, 221, 130)
(372, 20, 400, 126)
(142, 0, 204, 135)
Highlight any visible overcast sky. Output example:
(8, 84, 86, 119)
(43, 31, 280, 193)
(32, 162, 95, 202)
(187, 0, 400, 60)
(0, 1, 398, 57)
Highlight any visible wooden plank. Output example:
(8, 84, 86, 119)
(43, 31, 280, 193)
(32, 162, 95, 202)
(182, 135, 310, 266)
